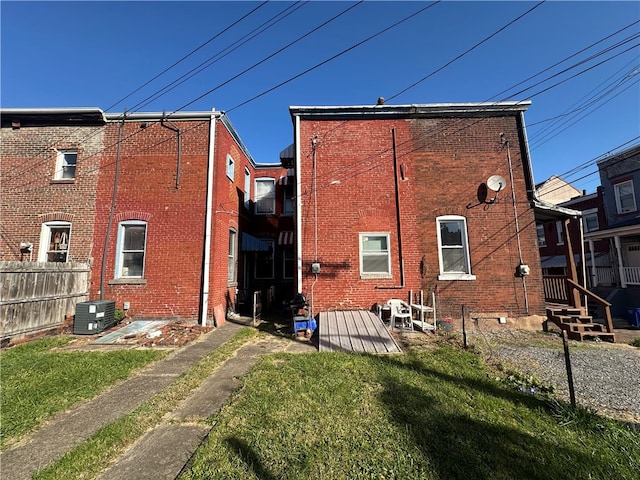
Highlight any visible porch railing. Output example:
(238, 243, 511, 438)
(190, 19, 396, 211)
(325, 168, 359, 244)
(594, 266, 618, 287)
(543, 275, 568, 303)
(622, 266, 640, 285)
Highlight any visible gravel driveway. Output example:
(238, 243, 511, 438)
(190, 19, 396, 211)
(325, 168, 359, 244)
(466, 327, 640, 424)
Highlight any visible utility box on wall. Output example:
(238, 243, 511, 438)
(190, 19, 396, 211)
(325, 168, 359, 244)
(74, 300, 116, 335)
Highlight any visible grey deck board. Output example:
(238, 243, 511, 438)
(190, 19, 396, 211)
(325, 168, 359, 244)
(319, 310, 401, 354)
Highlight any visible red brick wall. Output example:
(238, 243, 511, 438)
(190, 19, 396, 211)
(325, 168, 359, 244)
(297, 114, 545, 321)
(1, 125, 103, 262)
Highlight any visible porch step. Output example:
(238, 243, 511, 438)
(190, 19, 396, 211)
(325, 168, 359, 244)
(545, 307, 615, 343)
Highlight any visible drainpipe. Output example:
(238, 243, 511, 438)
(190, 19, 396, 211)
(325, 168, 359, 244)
(200, 110, 217, 326)
(295, 116, 303, 295)
(376, 127, 405, 290)
(100, 112, 126, 300)
(160, 112, 182, 189)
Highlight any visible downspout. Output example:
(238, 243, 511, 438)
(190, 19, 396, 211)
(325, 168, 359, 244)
(310, 135, 318, 317)
(200, 110, 217, 326)
(100, 112, 126, 300)
(160, 112, 182, 189)
(295, 116, 303, 295)
(376, 127, 405, 289)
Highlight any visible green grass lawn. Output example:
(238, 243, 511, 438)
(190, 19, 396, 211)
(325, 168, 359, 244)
(181, 346, 640, 480)
(0, 336, 166, 450)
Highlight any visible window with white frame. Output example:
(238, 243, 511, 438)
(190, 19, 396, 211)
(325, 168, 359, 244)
(244, 168, 251, 210)
(54, 149, 77, 180)
(283, 186, 294, 215)
(228, 229, 237, 284)
(582, 209, 599, 233)
(254, 239, 274, 279)
(556, 221, 564, 245)
(38, 222, 71, 262)
(226, 154, 235, 181)
(436, 216, 475, 280)
(360, 233, 391, 276)
(536, 224, 546, 247)
(115, 221, 147, 278)
(255, 178, 275, 215)
(614, 180, 637, 214)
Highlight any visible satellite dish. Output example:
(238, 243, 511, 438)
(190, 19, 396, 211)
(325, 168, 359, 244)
(487, 175, 506, 192)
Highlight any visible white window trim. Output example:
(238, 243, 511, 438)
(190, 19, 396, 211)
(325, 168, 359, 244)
(226, 154, 235, 181)
(555, 221, 564, 246)
(254, 178, 276, 215)
(614, 180, 637, 214)
(582, 208, 599, 233)
(228, 229, 237, 284)
(38, 221, 72, 262)
(436, 215, 475, 281)
(54, 149, 77, 180)
(359, 232, 392, 278)
(282, 187, 294, 216)
(244, 168, 251, 210)
(115, 220, 147, 279)
(536, 224, 546, 247)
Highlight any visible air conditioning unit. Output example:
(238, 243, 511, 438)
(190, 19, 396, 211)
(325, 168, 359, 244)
(74, 300, 116, 335)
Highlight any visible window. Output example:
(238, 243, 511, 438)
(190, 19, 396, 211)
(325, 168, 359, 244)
(556, 221, 564, 245)
(436, 216, 475, 280)
(359, 233, 391, 276)
(255, 178, 275, 215)
(283, 247, 294, 279)
(38, 222, 71, 262)
(283, 186, 294, 215)
(228, 229, 237, 284)
(244, 168, 251, 210)
(54, 149, 77, 180)
(536, 224, 546, 247)
(255, 239, 274, 279)
(582, 209, 599, 233)
(614, 180, 637, 214)
(115, 221, 147, 278)
(226, 154, 235, 181)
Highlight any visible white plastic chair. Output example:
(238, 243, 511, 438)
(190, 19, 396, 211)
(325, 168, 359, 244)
(387, 299, 412, 330)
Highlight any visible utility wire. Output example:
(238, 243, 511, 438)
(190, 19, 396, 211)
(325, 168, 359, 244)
(386, 0, 547, 102)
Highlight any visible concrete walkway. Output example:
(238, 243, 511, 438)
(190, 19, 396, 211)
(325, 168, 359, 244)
(0, 321, 316, 480)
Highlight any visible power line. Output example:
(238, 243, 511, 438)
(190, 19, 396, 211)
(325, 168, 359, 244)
(386, 0, 547, 102)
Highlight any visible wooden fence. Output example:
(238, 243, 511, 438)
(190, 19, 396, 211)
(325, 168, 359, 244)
(0, 261, 90, 341)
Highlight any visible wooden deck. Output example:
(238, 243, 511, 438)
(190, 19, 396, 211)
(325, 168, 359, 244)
(318, 310, 402, 354)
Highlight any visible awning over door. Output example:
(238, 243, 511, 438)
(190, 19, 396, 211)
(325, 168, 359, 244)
(242, 232, 270, 252)
(278, 231, 294, 245)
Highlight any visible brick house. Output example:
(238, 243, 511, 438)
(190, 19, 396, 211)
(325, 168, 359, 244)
(1, 108, 291, 329)
(284, 102, 547, 322)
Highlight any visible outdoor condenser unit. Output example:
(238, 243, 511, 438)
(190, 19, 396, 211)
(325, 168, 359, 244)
(74, 300, 116, 335)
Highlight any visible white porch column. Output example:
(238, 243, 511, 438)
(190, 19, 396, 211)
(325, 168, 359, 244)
(614, 235, 626, 288)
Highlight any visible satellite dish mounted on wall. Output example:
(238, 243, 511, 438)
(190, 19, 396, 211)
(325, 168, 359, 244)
(486, 175, 506, 203)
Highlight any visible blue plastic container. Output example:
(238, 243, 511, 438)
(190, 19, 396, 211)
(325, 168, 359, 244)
(626, 308, 640, 327)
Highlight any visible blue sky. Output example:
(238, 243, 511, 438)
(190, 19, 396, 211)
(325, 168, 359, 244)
(2, 1, 639, 193)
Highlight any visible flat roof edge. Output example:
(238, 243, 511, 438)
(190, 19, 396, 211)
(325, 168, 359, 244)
(289, 101, 532, 117)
